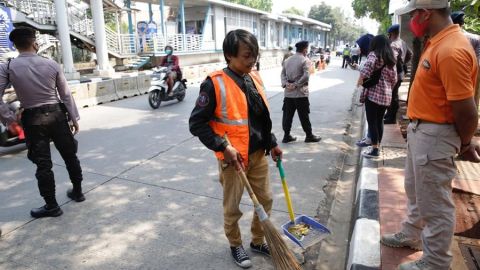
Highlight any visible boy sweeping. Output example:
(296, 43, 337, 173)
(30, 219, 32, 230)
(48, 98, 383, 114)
(189, 29, 282, 268)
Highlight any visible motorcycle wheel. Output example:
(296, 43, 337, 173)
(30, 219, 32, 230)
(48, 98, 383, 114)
(177, 91, 186, 102)
(148, 90, 161, 109)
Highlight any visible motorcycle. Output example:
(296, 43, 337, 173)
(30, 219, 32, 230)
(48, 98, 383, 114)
(148, 67, 187, 109)
(0, 89, 25, 147)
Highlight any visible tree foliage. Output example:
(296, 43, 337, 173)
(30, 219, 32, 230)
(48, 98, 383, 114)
(282, 7, 304, 16)
(451, 0, 480, 34)
(309, 2, 366, 46)
(351, 0, 390, 33)
(352, 0, 480, 34)
(224, 0, 273, 12)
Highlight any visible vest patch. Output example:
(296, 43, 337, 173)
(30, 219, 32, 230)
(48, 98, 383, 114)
(197, 92, 209, 107)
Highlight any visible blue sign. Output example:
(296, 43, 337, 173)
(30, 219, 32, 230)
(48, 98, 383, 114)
(0, 6, 15, 51)
(147, 21, 157, 35)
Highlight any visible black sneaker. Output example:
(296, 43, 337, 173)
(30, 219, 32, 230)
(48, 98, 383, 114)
(305, 135, 321, 143)
(282, 135, 297, 143)
(30, 205, 63, 218)
(250, 242, 271, 257)
(230, 246, 252, 268)
(67, 188, 85, 202)
(362, 147, 380, 158)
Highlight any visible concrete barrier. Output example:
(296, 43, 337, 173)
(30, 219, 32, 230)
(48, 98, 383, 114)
(69, 83, 90, 108)
(88, 80, 119, 105)
(136, 75, 151, 95)
(114, 76, 141, 98)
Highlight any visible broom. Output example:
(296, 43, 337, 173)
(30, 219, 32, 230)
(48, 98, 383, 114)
(235, 168, 302, 270)
(224, 135, 301, 269)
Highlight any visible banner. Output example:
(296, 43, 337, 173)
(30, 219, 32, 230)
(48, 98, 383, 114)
(0, 6, 15, 51)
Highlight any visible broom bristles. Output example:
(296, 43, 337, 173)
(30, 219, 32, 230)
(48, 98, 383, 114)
(262, 219, 302, 270)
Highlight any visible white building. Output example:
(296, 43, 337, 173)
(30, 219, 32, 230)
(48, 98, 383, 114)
(0, 0, 331, 77)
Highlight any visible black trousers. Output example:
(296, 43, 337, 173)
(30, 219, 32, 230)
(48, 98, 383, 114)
(384, 77, 402, 121)
(342, 56, 351, 68)
(282, 97, 313, 137)
(22, 105, 83, 203)
(365, 99, 388, 145)
(351, 55, 359, 64)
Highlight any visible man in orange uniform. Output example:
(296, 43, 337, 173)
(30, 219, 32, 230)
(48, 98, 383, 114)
(381, 1, 480, 270)
(189, 29, 282, 269)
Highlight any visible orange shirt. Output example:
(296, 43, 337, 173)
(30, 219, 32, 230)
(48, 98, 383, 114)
(408, 24, 478, 124)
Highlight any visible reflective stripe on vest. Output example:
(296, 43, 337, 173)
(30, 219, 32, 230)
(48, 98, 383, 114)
(214, 76, 249, 126)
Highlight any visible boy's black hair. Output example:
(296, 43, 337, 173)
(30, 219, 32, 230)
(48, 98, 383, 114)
(223, 29, 259, 63)
(9, 26, 36, 50)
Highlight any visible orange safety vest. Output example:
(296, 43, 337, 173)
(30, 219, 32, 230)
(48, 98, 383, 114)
(209, 70, 269, 167)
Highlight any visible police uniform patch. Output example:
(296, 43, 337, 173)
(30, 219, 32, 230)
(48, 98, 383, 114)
(197, 92, 209, 107)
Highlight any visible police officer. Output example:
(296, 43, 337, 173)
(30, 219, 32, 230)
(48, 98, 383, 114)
(0, 27, 85, 218)
(281, 40, 321, 143)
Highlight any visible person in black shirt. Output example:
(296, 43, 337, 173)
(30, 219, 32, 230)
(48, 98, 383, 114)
(189, 29, 282, 269)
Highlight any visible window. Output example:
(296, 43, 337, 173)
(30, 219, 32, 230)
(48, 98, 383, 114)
(260, 21, 267, 47)
(224, 8, 255, 33)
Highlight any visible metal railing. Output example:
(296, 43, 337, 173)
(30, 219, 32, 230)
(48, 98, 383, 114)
(4, 0, 213, 57)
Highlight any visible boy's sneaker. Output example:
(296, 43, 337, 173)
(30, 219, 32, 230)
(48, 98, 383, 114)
(356, 137, 372, 147)
(230, 246, 252, 268)
(362, 147, 379, 158)
(250, 242, 271, 257)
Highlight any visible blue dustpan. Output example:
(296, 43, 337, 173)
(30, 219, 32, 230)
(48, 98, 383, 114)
(281, 215, 331, 249)
(277, 160, 331, 248)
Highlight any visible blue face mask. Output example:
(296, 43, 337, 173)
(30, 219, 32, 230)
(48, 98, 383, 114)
(165, 49, 172, 55)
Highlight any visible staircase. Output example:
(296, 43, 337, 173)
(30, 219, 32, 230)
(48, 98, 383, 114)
(1, 0, 135, 58)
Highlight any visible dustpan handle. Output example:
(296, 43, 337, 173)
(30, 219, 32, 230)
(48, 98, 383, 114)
(277, 159, 296, 223)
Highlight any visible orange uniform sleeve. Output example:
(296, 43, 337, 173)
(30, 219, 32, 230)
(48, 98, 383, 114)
(438, 48, 477, 101)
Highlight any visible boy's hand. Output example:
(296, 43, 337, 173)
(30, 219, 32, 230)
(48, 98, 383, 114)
(223, 145, 245, 171)
(270, 146, 283, 162)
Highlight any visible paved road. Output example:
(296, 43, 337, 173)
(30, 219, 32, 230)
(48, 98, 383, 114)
(0, 57, 359, 270)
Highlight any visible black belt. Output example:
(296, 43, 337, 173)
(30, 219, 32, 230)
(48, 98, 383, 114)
(24, 103, 62, 113)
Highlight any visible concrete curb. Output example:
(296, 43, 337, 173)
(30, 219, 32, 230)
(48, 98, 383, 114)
(347, 116, 381, 270)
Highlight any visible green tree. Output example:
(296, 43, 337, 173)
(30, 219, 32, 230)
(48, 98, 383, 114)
(351, 0, 390, 33)
(225, 0, 273, 12)
(282, 7, 304, 16)
(309, 2, 364, 46)
(451, 0, 480, 34)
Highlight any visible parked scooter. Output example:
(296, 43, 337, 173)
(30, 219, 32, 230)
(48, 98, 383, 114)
(148, 67, 187, 109)
(0, 90, 25, 147)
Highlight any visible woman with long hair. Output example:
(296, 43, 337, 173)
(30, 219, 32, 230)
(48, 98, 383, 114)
(357, 35, 397, 158)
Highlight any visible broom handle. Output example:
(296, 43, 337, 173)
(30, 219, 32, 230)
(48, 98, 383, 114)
(224, 135, 269, 221)
(237, 167, 261, 207)
(277, 159, 296, 223)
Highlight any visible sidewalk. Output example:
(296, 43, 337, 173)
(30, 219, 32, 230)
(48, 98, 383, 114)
(378, 121, 480, 269)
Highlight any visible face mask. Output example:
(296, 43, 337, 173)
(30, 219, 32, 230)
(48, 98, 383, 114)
(165, 49, 172, 55)
(409, 12, 429, 38)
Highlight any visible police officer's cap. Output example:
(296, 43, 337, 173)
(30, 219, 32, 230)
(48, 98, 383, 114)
(387, 24, 400, 34)
(451, 11, 465, 24)
(9, 27, 36, 43)
(295, 41, 309, 51)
